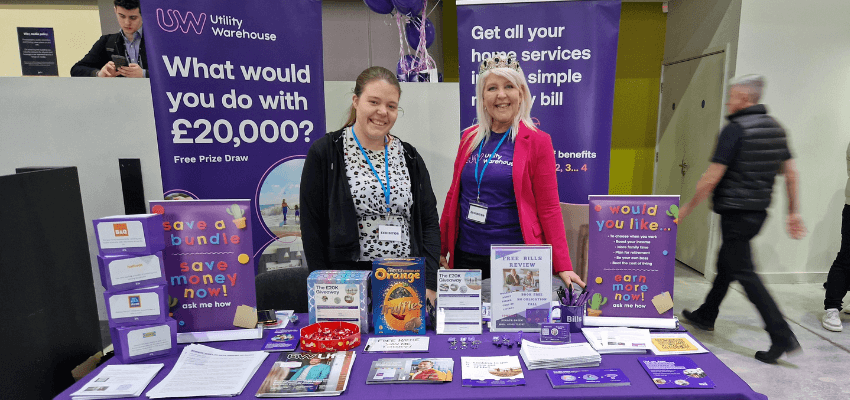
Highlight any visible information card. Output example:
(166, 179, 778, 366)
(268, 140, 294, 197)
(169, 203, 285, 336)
(437, 269, 482, 334)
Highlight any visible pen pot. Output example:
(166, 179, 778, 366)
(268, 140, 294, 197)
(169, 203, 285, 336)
(559, 303, 585, 333)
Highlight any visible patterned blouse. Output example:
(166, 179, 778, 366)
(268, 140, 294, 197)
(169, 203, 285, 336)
(343, 127, 413, 261)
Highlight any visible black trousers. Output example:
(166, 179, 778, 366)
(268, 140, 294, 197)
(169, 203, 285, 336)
(453, 249, 491, 281)
(697, 210, 792, 340)
(824, 204, 850, 310)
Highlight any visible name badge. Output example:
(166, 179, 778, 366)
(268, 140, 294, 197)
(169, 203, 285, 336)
(378, 225, 402, 241)
(467, 202, 488, 224)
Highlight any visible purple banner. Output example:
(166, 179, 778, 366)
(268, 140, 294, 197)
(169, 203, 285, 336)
(142, 0, 325, 274)
(587, 195, 678, 319)
(149, 200, 255, 333)
(456, 0, 620, 204)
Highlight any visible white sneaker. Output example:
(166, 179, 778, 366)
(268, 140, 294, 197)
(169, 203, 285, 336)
(823, 308, 843, 332)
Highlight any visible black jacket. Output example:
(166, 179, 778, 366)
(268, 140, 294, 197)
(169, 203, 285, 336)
(713, 105, 790, 212)
(70, 32, 148, 77)
(300, 128, 440, 290)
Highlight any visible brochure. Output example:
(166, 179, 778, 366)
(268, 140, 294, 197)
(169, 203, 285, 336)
(363, 336, 430, 353)
(581, 327, 650, 354)
(648, 332, 709, 355)
(372, 258, 427, 335)
(461, 356, 525, 387)
(490, 245, 553, 332)
(547, 368, 631, 388)
(366, 357, 454, 384)
(261, 328, 301, 352)
(256, 351, 356, 397)
(638, 356, 715, 389)
(436, 269, 483, 334)
(71, 364, 163, 399)
(146, 344, 268, 398)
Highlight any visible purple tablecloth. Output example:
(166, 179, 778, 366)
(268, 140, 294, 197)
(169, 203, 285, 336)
(55, 316, 766, 400)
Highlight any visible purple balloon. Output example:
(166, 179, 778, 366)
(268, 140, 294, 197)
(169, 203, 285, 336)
(405, 17, 435, 49)
(363, 0, 393, 14)
(392, 0, 424, 17)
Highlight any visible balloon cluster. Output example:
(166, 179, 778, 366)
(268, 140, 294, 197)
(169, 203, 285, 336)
(363, 0, 440, 83)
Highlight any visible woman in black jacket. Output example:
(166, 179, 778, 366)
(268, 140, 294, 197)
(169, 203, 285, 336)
(299, 66, 440, 302)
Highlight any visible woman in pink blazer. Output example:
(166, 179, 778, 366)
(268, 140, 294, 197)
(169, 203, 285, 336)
(439, 55, 585, 288)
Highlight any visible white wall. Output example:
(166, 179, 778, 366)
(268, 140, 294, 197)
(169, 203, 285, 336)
(735, 0, 850, 282)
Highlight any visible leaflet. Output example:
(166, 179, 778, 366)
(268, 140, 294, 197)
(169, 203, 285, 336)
(638, 356, 715, 389)
(461, 356, 525, 387)
(547, 368, 630, 388)
(71, 364, 163, 399)
(648, 332, 709, 355)
(436, 269, 482, 334)
(366, 358, 453, 384)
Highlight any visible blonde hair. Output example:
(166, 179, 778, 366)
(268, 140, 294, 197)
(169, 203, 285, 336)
(463, 67, 537, 156)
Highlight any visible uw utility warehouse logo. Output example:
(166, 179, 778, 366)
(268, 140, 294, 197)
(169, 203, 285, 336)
(156, 8, 277, 41)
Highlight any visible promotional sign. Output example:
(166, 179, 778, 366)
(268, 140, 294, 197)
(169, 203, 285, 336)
(149, 200, 256, 333)
(437, 269, 483, 335)
(586, 195, 679, 320)
(490, 245, 552, 332)
(142, 0, 325, 274)
(17, 27, 58, 76)
(456, 0, 621, 204)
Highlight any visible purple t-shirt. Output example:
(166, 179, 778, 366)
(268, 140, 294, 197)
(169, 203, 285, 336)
(457, 131, 523, 255)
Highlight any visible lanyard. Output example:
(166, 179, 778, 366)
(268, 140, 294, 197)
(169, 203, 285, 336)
(351, 127, 391, 213)
(474, 129, 509, 201)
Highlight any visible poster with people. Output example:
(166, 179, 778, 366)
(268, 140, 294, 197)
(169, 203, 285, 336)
(456, 0, 621, 204)
(142, 0, 324, 274)
(586, 195, 679, 321)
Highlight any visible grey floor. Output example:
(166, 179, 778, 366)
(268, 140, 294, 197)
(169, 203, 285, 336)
(98, 262, 850, 399)
(674, 261, 850, 400)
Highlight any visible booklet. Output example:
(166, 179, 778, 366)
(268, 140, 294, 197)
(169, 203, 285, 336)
(72, 364, 163, 399)
(648, 332, 709, 355)
(436, 269, 483, 334)
(638, 356, 715, 389)
(363, 336, 429, 353)
(461, 356, 525, 387)
(490, 245, 553, 332)
(547, 368, 630, 388)
(261, 328, 301, 352)
(366, 357, 454, 384)
(256, 351, 356, 397)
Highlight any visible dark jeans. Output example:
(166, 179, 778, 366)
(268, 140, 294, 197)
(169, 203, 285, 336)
(824, 204, 850, 310)
(697, 210, 792, 340)
(453, 249, 491, 281)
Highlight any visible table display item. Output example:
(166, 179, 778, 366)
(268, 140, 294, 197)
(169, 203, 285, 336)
(300, 321, 361, 352)
(546, 368, 631, 388)
(103, 284, 168, 326)
(648, 332, 709, 355)
(372, 258, 426, 335)
(146, 344, 269, 398)
(582, 327, 651, 354)
(70, 363, 164, 399)
(490, 245, 553, 332)
(366, 357, 454, 383)
(519, 340, 601, 370)
(149, 200, 258, 341)
(93, 214, 165, 256)
(307, 270, 370, 333)
(97, 252, 166, 292)
(256, 351, 356, 397)
(262, 328, 301, 352)
(364, 336, 430, 353)
(436, 269, 482, 334)
(540, 323, 572, 343)
(461, 356, 525, 387)
(110, 318, 178, 364)
(639, 356, 715, 389)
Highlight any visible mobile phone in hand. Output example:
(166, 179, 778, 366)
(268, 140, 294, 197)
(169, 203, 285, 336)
(111, 55, 130, 69)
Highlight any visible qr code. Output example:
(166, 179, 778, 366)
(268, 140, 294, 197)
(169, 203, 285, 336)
(652, 338, 697, 352)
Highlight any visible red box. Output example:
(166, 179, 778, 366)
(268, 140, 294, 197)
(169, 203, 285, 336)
(299, 321, 360, 353)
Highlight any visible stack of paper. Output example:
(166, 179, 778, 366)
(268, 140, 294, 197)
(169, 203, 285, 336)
(519, 340, 601, 370)
(581, 327, 650, 354)
(72, 364, 163, 399)
(146, 344, 269, 398)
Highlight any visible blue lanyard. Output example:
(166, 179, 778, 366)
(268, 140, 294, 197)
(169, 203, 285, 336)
(474, 129, 509, 201)
(351, 127, 391, 213)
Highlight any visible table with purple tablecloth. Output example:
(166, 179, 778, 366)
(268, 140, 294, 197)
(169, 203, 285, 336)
(56, 315, 766, 400)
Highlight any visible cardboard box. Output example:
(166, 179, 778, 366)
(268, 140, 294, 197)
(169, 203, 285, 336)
(93, 214, 165, 255)
(97, 252, 166, 291)
(110, 318, 178, 363)
(308, 270, 371, 333)
(371, 258, 426, 335)
(104, 285, 168, 326)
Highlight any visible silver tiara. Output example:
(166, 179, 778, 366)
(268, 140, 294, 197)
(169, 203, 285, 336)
(479, 55, 522, 74)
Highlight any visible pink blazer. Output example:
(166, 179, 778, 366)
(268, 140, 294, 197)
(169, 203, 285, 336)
(440, 122, 573, 273)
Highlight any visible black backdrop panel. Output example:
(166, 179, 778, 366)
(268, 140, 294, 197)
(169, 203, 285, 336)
(0, 167, 101, 399)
